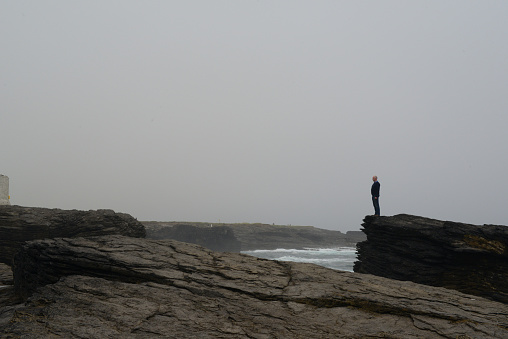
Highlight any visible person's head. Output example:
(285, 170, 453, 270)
(372, 176, 378, 182)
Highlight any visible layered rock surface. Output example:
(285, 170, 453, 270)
(3, 235, 507, 338)
(0, 205, 146, 265)
(355, 214, 508, 304)
(144, 221, 361, 251)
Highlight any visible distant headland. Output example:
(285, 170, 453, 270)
(142, 221, 365, 252)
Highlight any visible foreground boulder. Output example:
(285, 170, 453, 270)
(355, 214, 508, 304)
(0, 205, 146, 265)
(2, 235, 507, 338)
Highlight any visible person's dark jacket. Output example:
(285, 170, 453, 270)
(371, 181, 380, 197)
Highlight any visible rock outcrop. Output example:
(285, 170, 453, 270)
(0, 205, 146, 265)
(144, 221, 359, 251)
(355, 214, 508, 304)
(2, 235, 507, 338)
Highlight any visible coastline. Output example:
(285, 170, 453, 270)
(242, 246, 357, 272)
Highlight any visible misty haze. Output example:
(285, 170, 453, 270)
(2, 1, 507, 231)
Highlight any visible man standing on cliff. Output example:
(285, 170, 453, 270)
(371, 176, 380, 216)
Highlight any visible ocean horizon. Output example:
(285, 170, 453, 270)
(242, 247, 357, 272)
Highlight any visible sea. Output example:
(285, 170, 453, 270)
(242, 247, 357, 272)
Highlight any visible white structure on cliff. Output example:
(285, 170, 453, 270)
(0, 174, 10, 205)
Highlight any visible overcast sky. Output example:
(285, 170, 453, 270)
(2, 1, 507, 232)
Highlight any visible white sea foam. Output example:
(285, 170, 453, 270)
(242, 247, 357, 272)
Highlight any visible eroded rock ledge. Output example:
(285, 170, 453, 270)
(3, 235, 507, 338)
(0, 205, 146, 265)
(354, 214, 508, 304)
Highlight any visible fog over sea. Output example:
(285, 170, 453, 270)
(242, 247, 357, 272)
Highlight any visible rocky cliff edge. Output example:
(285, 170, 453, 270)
(355, 214, 508, 304)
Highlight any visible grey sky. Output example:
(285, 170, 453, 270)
(2, 1, 507, 231)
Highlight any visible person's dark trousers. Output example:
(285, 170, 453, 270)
(372, 196, 380, 216)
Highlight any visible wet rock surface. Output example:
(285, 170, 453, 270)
(355, 214, 508, 304)
(3, 235, 507, 338)
(0, 205, 146, 265)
